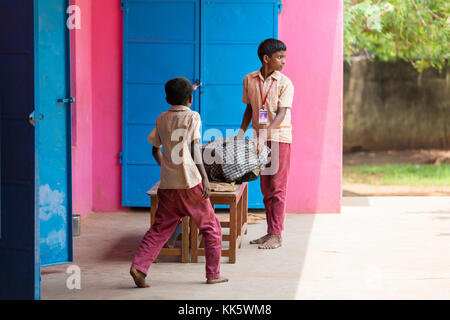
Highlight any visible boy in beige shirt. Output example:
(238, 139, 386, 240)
(236, 39, 294, 249)
(130, 77, 228, 287)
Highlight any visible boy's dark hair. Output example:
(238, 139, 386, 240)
(165, 77, 193, 105)
(257, 38, 287, 63)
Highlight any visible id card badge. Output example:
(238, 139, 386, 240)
(259, 109, 268, 124)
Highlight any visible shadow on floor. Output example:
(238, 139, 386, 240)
(342, 189, 365, 197)
(42, 210, 317, 299)
(99, 234, 144, 262)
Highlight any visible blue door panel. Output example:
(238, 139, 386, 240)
(204, 45, 261, 84)
(0, 0, 39, 299)
(204, 2, 275, 42)
(247, 179, 264, 207)
(37, 0, 73, 267)
(127, 43, 196, 82)
(202, 86, 253, 126)
(201, 0, 278, 208)
(126, 126, 158, 164)
(126, 85, 168, 123)
(122, 0, 200, 206)
(124, 166, 155, 206)
(127, 1, 197, 40)
(123, 0, 277, 208)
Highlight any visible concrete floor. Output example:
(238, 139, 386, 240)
(41, 197, 450, 300)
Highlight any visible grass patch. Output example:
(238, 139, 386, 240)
(343, 164, 450, 186)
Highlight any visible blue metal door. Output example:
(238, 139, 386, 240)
(36, 0, 73, 267)
(122, 0, 278, 208)
(200, 0, 279, 208)
(122, 0, 200, 206)
(0, 0, 40, 299)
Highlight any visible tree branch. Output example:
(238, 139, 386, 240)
(410, 0, 428, 26)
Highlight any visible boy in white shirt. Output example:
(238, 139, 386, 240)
(236, 39, 294, 250)
(130, 77, 228, 287)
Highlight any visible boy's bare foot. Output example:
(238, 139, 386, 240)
(130, 268, 149, 288)
(206, 277, 229, 284)
(258, 234, 282, 249)
(250, 233, 271, 244)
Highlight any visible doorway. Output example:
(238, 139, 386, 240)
(0, 0, 73, 299)
(121, 0, 280, 208)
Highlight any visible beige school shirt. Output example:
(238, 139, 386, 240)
(147, 105, 202, 189)
(242, 70, 295, 143)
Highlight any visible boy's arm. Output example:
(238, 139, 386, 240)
(148, 126, 163, 165)
(266, 79, 293, 138)
(152, 146, 162, 166)
(190, 141, 210, 199)
(236, 104, 252, 139)
(266, 107, 288, 139)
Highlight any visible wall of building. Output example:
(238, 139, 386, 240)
(70, 0, 93, 218)
(344, 59, 449, 151)
(91, 0, 124, 212)
(71, 0, 343, 214)
(279, 0, 343, 212)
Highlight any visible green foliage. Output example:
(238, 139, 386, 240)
(344, 164, 450, 186)
(344, 0, 450, 71)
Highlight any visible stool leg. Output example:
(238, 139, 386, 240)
(190, 218, 199, 263)
(182, 217, 189, 263)
(237, 197, 242, 238)
(243, 184, 248, 235)
(229, 201, 237, 264)
(238, 197, 244, 248)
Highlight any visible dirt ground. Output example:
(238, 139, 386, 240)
(343, 149, 450, 196)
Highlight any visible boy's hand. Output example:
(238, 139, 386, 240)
(256, 136, 266, 155)
(192, 81, 202, 91)
(234, 129, 245, 140)
(152, 146, 162, 166)
(202, 178, 211, 199)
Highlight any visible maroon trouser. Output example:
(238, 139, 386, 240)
(260, 141, 291, 235)
(131, 184, 222, 280)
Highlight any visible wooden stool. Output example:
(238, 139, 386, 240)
(190, 182, 248, 264)
(147, 182, 190, 263)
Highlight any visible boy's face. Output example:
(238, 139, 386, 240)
(264, 50, 286, 71)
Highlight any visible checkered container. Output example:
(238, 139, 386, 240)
(201, 138, 271, 183)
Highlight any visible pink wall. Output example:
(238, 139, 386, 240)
(71, 0, 93, 218)
(280, 0, 343, 213)
(72, 0, 343, 215)
(91, 0, 124, 212)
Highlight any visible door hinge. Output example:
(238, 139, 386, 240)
(278, 0, 283, 13)
(29, 111, 44, 127)
(119, 152, 124, 164)
(120, 0, 125, 11)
